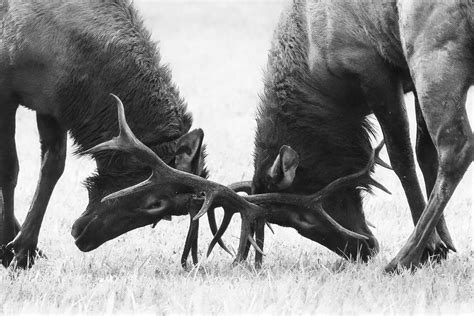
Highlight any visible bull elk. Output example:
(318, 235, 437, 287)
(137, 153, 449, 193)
(220, 0, 472, 271)
(0, 0, 233, 268)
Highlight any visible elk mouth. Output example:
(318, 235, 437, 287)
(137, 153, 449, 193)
(71, 215, 102, 252)
(71, 194, 199, 252)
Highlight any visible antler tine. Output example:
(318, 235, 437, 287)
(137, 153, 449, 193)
(193, 192, 216, 221)
(228, 181, 253, 195)
(374, 139, 392, 169)
(311, 205, 369, 240)
(375, 157, 392, 170)
(84, 94, 165, 168)
(306, 140, 384, 203)
(207, 208, 234, 256)
(181, 215, 199, 269)
(207, 211, 235, 257)
(101, 172, 156, 203)
(368, 178, 392, 195)
(369, 140, 392, 194)
(234, 214, 264, 264)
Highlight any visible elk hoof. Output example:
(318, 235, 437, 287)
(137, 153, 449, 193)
(384, 254, 420, 274)
(420, 231, 450, 264)
(384, 244, 423, 274)
(5, 233, 46, 269)
(0, 244, 15, 268)
(9, 248, 46, 269)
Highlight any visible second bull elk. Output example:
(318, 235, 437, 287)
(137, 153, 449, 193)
(223, 0, 473, 271)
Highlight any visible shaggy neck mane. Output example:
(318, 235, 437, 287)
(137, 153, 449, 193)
(54, 0, 192, 157)
(255, 1, 375, 194)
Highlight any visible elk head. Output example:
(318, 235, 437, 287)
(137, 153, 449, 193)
(213, 141, 392, 266)
(71, 94, 260, 267)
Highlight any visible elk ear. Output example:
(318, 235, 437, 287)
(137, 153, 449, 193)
(175, 129, 204, 174)
(267, 145, 299, 190)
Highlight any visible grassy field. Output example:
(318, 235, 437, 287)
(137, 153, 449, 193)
(1, 0, 473, 314)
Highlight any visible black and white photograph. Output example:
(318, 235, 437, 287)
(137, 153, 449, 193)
(0, 0, 472, 314)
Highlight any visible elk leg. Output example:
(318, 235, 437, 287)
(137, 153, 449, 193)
(415, 95, 456, 252)
(0, 103, 19, 268)
(385, 42, 472, 271)
(362, 65, 448, 263)
(7, 114, 66, 268)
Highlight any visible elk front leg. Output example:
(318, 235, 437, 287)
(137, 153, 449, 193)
(385, 37, 473, 271)
(7, 114, 66, 268)
(0, 103, 19, 268)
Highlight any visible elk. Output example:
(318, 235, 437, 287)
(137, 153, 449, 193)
(0, 0, 233, 269)
(217, 0, 472, 271)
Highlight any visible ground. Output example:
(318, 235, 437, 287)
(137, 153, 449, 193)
(1, 0, 473, 314)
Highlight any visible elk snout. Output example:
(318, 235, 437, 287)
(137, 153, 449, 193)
(71, 215, 101, 252)
(71, 216, 91, 239)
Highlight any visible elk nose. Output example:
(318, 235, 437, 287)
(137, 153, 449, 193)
(71, 216, 92, 239)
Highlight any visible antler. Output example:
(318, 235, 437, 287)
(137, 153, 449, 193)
(88, 94, 265, 266)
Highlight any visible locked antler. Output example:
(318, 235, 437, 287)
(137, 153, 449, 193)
(91, 94, 391, 268)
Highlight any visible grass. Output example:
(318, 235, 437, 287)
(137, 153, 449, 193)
(1, 0, 473, 314)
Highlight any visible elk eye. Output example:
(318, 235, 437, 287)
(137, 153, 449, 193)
(148, 201, 162, 209)
(143, 196, 164, 209)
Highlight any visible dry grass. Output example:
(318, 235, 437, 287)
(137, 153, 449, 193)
(1, 0, 473, 314)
